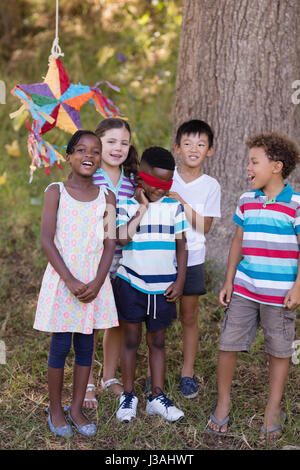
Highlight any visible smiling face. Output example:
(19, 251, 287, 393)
(100, 127, 130, 170)
(139, 162, 173, 202)
(175, 132, 214, 170)
(66, 134, 101, 177)
(247, 147, 283, 191)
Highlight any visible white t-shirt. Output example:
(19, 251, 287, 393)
(171, 168, 221, 266)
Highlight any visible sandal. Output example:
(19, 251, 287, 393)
(101, 378, 123, 396)
(260, 412, 286, 441)
(83, 383, 98, 409)
(205, 406, 229, 436)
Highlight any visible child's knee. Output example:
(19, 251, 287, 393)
(147, 330, 165, 351)
(123, 329, 141, 351)
(179, 309, 198, 328)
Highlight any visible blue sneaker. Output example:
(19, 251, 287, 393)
(179, 375, 198, 398)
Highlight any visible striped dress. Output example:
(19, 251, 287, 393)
(93, 167, 136, 277)
(233, 184, 300, 306)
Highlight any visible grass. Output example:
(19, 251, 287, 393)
(0, 251, 299, 451)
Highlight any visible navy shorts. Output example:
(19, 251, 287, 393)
(182, 264, 206, 296)
(113, 276, 177, 332)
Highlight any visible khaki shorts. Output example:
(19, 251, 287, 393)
(219, 294, 296, 358)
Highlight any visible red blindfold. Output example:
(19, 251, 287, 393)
(138, 171, 173, 190)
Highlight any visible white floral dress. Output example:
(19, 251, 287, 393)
(34, 182, 118, 334)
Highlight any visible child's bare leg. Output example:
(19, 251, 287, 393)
(120, 320, 142, 393)
(261, 354, 290, 438)
(48, 366, 66, 427)
(146, 328, 166, 395)
(102, 326, 123, 395)
(179, 295, 199, 377)
(208, 350, 237, 433)
(70, 332, 95, 425)
(71, 364, 93, 425)
(84, 329, 99, 408)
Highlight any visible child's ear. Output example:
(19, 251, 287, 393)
(273, 160, 283, 174)
(65, 153, 71, 163)
(174, 144, 181, 155)
(207, 145, 215, 157)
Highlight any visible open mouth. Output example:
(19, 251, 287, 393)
(82, 161, 93, 167)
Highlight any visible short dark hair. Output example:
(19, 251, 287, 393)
(246, 132, 300, 179)
(66, 130, 101, 154)
(141, 146, 175, 170)
(175, 119, 214, 148)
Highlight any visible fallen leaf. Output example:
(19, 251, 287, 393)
(5, 140, 20, 157)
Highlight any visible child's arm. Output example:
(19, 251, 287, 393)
(77, 190, 116, 303)
(41, 185, 87, 297)
(219, 225, 243, 306)
(117, 187, 148, 246)
(283, 233, 300, 310)
(167, 191, 212, 234)
(164, 233, 188, 302)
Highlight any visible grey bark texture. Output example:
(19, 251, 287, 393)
(172, 0, 300, 278)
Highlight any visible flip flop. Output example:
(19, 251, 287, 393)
(260, 412, 287, 440)
(206, 409, 229, 436)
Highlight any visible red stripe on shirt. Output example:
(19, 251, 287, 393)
(242, 247, 299, 259)
(233, 284, 285, 305)
(240, 202, 296, 217)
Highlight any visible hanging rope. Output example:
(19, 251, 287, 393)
(48, 0, 64, 64)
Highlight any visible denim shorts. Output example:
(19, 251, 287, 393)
(113, 276, 177, 332)
(219, 293, 296, 358)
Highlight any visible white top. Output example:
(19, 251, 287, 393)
(171, 168, 221, 266)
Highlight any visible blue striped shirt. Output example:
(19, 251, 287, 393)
(233, 184, 300, 306)
(116, 196, 188, 294)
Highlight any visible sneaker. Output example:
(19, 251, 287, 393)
(146, 391, 184, 422)
(179, 375, 198, 399)
(116, 392, 138, 422)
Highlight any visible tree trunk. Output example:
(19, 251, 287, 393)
(172, 0, 300, 275)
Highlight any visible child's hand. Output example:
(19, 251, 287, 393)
(283, 285, 300, 310)
(167, 191, 184, 205)
(135, 187, 149, 208)
(164, 280, 183, 303)
(76, 279, 103, 303)
(219, 282, 233, 307)
(65, 277, 88, 297)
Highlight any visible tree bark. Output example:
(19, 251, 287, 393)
(172, 0, 300, 275)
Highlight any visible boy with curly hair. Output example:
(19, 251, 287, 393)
(207, 132, 300, 440)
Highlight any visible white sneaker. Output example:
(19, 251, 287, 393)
(146, 392, 184, 422)
(116, 392, 138, 422)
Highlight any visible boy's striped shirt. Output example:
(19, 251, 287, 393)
(233, 184, 300, 306)
(116, 196, 188, 294)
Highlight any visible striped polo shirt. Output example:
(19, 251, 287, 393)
(233, 184, 300, 306)
(116, 196, 188, 294)
(93, 167, 136, 275)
